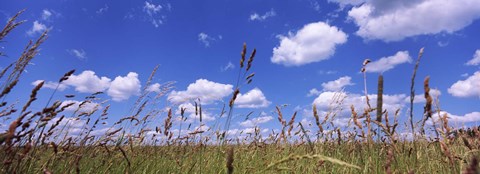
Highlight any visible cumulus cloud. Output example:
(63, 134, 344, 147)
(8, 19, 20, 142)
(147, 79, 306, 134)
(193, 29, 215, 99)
(240, 114, 273, 127)
(68, 49, 87, 60)
(90, 128, 110, 136)
(405, 89, 442, 103)
(307, 88, 322, 97)
(174, 103, 216, 122)
(313, 91, 406, 115)
(432, 111, 480, 125)
(33, 70, 146, 102)
(328, 0, 365, 8)
(60, 100, 101, 112)
(321, 76, 354, 91)
(107, 72, 142, 101)
(146, 83, 162, 93)
(192, 124, 210, 132)
(226, 127, 270, 137)
(244, 127, 269, 134)
(300, 118, 313, 127)
(249, 8, 276, 21)
(32, 80, 68, 91)
(45, 117, 109, 138)
(188, 111, 216, 122)
(347, 0, 480, 41)
(466, 49, 480, 66)
(64, 71, 111, 93)
(313, 91, 343, 108)
(235, 88, 271, 108)
(48, 117, 85, 134)
(332, 117, 352, 127)
(365, 51, 412, 73)
(26, 21, 48, 36)
(271, 22, 347, 66)
(168, 79, 233, 104)
(448, 71, 480, 98)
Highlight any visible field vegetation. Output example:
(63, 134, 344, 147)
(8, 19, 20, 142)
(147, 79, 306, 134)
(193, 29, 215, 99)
(0, 10, 479, 174)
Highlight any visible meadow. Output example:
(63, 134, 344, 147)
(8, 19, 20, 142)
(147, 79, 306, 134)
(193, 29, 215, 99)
(0, 10, 479, 174)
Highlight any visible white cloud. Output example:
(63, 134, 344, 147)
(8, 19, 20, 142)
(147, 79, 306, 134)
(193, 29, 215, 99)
(188, 111, 216, 122)
(332, 117, 351, 127)
(448, 71, 480, 98)
(365, 51, 412, 73)
(347, 0, 480, 41)
(60, 100, 101, 113)
(249, 9, 276, 21)
(221, 62, 235, 72)
(41, 9, 60, 21)
(174, 103, 216, 123)
(244, 127, 258, 134)
(271, 21, 347, 66)
(68, 49, 87, 60)
(107, 72, 141, 101)
(191, 124, 210, 132)
(429, 89, 442, 99)
(328, 0, 365, 8)
(432, 111, 480, 125)
(42, 9, 52, 20)
(168, 79, 233, 104)
(405, 89, 442, 103)
(64, 70, 111, 93)
(318, 70, 337, 75)
(90, 128, 110, 136)
(307, 88, 322, 97)
(225, 129, 240, 136)
(321, 76, 354, 91)
(26, 21, 48, 36)
(313, 91, 348, 109)
(32, 80, 68, 91)
(466, 49, 480, 66)
(437, 41, 449, 47)
(226, 127, 270, 137)
(313, 91, 406, 115)
(300, 118, 313, 127)
(240, 114, 273, 127)
(175, 102, 195, 115)
(144, 1, 162, 15)
(96, 4, 109, 14)
(235, 88, 271, 108)
(44, 116, 106, 137)
(146, 83, 161, 93)
(198, 32, 217, 47)
(369, 94, 407, 113)
(49, 116, 84, 129)
(34, 70, 146, 102)
(309, 0, 321, 12)
(143, 1, 166, 27)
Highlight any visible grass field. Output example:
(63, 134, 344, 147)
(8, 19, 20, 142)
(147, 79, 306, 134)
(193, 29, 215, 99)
(0, 10, 479, 174)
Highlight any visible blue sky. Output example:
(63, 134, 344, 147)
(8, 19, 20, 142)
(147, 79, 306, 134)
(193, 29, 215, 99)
(1, 0, 480, 138)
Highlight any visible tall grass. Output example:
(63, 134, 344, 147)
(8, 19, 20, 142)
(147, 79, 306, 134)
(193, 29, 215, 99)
(0, 10, 478, 174)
